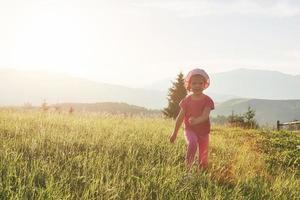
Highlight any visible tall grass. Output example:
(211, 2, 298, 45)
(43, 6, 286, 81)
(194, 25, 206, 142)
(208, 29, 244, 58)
(0, 110, 299, 199)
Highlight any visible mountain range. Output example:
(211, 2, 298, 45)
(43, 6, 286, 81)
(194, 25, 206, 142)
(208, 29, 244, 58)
(211, 98, 300, 125)
(1, 68, 300, 125)
(144, 68, 300, 100)
(0, 69, 167, 109)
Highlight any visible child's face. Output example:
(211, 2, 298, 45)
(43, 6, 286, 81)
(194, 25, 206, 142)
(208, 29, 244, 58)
(190, 75, 206, 94)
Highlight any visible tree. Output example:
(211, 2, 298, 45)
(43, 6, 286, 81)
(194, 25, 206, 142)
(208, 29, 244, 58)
(228, 112, 245, 127)
(228, 107, 259, 129)
(162, 72, 187, 119)
(244, 106, 255, 122)
(243, 106, 258, 128)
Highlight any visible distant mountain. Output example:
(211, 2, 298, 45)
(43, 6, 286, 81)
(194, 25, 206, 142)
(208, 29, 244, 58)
(209, 68, 300, 99)
(142, 77, 239, 103)
(2, 68, 300, 111)
(0, 69, 167, 109)
(205, 93, 239, 104)
(144, 68, 300, 100)
(51, 102, 161, 115)
(212, 98, 300, 125)
(142, 78, 171, 91)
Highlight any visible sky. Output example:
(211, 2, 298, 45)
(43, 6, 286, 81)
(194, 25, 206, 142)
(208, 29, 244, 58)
(0, 0, 300, 87)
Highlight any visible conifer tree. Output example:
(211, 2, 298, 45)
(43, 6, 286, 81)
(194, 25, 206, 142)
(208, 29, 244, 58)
(162, 72, 187, 119)
(244, 106, 258, 128)
(244, 106, 255, 122)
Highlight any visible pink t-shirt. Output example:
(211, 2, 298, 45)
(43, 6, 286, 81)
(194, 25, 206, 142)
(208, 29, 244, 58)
(179, 94, 215, 135)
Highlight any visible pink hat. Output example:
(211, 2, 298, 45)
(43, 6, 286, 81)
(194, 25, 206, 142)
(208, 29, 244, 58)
(184, 68, 210, 90)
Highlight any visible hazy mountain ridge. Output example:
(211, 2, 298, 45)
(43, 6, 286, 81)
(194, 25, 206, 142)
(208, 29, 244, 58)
(212, 98, 300, 125)
(0, 69, 167, 109)
(1, 68, 300, 124)
(51, 102, 161, 115)
(142, 77, 239, 103)
(209, 68, 300, 99)
(144, 68, 300, 100)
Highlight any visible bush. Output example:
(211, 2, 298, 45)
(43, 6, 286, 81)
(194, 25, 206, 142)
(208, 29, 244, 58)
(228, 107, 259, 129)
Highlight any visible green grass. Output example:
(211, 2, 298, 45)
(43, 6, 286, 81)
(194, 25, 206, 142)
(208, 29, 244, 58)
(0, 109, 299, 199)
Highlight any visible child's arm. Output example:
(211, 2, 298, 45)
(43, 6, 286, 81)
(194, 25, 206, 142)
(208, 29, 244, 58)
(169, 108, 185, 143)
(189, 107, 211, 125)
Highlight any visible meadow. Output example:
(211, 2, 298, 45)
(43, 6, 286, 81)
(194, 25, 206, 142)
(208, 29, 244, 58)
(0, 109, 299, 200)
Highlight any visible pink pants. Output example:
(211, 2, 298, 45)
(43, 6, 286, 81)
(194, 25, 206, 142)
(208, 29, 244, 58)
(184, 129, 209, 169)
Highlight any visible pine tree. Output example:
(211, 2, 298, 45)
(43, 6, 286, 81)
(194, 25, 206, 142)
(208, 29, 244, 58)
(243, 106, 258, 128)
(244, 106, 255, 122)
(162, 72, 187, 119)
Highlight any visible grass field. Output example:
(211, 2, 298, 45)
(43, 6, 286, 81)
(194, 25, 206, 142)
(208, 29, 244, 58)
(0, 109, 299, 199)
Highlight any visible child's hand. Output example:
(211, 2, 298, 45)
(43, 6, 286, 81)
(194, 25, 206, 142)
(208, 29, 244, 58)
(169, 132, 177, 143)
(188, 117, 198, 125)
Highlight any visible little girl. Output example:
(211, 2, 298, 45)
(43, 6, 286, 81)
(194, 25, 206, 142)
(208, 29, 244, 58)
(169, 68, 214, 170)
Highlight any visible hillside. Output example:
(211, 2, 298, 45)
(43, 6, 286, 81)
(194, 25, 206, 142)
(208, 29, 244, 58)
(213, 98, 300, 125)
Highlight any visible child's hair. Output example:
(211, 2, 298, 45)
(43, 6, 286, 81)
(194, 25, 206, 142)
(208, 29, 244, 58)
(184, 68, 210, 91)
